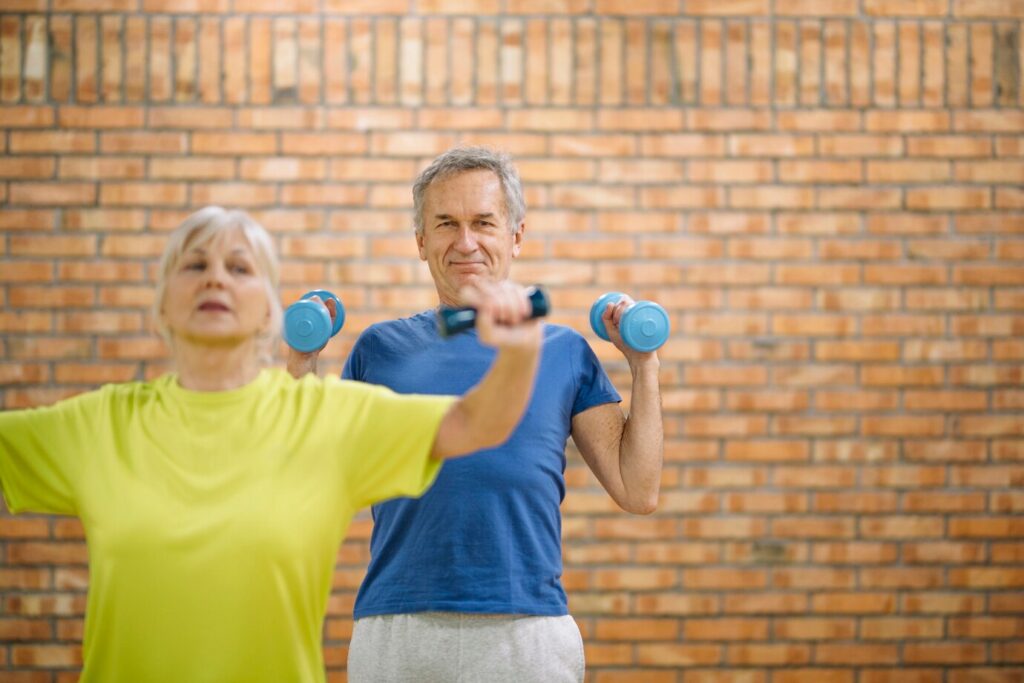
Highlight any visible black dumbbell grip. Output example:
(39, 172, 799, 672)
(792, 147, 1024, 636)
(437, 285, 550, 338)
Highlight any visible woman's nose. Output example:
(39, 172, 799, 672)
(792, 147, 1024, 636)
(202, 262, 229, 287)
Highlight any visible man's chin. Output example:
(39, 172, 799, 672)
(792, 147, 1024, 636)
(450, 268, 493, 282)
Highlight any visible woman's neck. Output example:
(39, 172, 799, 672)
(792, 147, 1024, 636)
(172, 338, 264, 391)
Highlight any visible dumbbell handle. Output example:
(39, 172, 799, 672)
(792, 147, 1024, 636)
(437, 285, 550, 338)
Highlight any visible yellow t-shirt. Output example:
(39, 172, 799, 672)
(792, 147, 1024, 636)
(0, 368, 453, 683)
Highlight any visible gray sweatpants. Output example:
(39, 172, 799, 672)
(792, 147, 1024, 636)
(347, 612, 585, 683)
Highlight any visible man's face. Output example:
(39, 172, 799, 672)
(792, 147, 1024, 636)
(417, 169, 524, 307)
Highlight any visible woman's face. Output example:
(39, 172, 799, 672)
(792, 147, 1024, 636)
(161, 228, 272, 348)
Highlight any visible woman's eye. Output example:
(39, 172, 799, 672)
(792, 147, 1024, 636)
(230, 263, 252, 274)
(184, 261, 205, 271)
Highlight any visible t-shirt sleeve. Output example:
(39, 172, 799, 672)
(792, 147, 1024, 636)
(327, 379, 455, 511)
(0, 391, 98, 515)
(572, 335, 622, 417)
(341, 328, 374, 381)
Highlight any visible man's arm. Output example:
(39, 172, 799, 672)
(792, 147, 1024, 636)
(570, 299, 664, 514)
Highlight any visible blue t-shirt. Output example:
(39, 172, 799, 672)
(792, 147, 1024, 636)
(343, 311, 620, 617)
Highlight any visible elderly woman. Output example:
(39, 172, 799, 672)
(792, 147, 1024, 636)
(0, 206, 542, 683)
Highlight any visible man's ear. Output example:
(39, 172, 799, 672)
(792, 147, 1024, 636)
(511, 222, 525, 258)
(416, 229, 427, 261)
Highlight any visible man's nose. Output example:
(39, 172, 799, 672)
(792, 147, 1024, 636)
(453, 224, 477, 252)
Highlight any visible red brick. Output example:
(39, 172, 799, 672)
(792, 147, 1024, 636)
(956, 160, 1024, 183)
(866, 110, 950, 132)
(57, 312, 143, 334)
(240, 157, 327, 181)
(0, 158, 55, 179)
(905, 541, 987, 564)
(58, 105, 144, 128)
(7, 542, 88, 565)
(905, 642, 987, 664)
(690, 109, 771, 131)
(59, 157, 145, 180)
(9, 183, 96, 206)
(950, 567, 1024, 588)
(907, 187, 991, 210)
(10, 236, 96, 258)
(812, 542, 898, 564)
(146, 106, 233, 129)
(780, 160, 862, 183)
(816, 644, 900, 664)
(595, 618, 679, 641)
(633, 642, 721, 666)
(689, 160, 773, 183)
(99, 182, 187, 207)
(149, 157, 236, 180)
(865, 0, 949, 15)
(190, 131, 276, 154)
(815, 391, 899, 411)
(955, 110, 1024, 132)
(0, 618, 51, 642)
(143, 0, 230, 10)
(903, 592, 986, 614)
(867, 160, 951, 183)
(730, 186, 814, 209)
(0, 105, 55, 127)
(10, 131, 95, 153)
(723, 593, 807, 615)
(100, 132, 186, 154)
(729, 644, 810, 665)
(10, 645, 81, 667)
(54, 363, 139, 384)
(859, 567, 944, 589)
(949, 670, 1024, 683)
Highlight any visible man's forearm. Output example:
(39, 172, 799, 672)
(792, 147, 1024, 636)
(618, 359, 664, 513)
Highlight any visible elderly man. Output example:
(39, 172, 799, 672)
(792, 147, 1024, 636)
(291, 146, 663, 682)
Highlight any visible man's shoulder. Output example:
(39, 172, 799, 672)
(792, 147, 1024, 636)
(542, 322, 591, 350)
(355, 311, 437, 351)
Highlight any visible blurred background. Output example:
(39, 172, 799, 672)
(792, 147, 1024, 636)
(1, 0, 1022, 681)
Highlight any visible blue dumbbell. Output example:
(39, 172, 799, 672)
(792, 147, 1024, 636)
(437, 285, 550, 338)
(283, 289, 346, 352)
(590, 292, 669, 352)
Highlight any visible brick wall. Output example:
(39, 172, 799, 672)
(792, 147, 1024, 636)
(1, 1, 1023, 681)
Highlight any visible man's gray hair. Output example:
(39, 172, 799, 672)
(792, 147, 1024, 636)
(412, 147, 526, 235)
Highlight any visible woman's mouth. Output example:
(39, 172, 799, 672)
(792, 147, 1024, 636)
(198, 302, 230, 312)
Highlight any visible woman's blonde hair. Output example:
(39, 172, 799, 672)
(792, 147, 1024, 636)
(153, 206, 282, 363)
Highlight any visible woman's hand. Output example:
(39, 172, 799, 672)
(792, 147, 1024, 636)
(456, 279, 542, 351)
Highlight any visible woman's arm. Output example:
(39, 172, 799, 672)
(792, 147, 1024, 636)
(429, 281, 542, 460)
